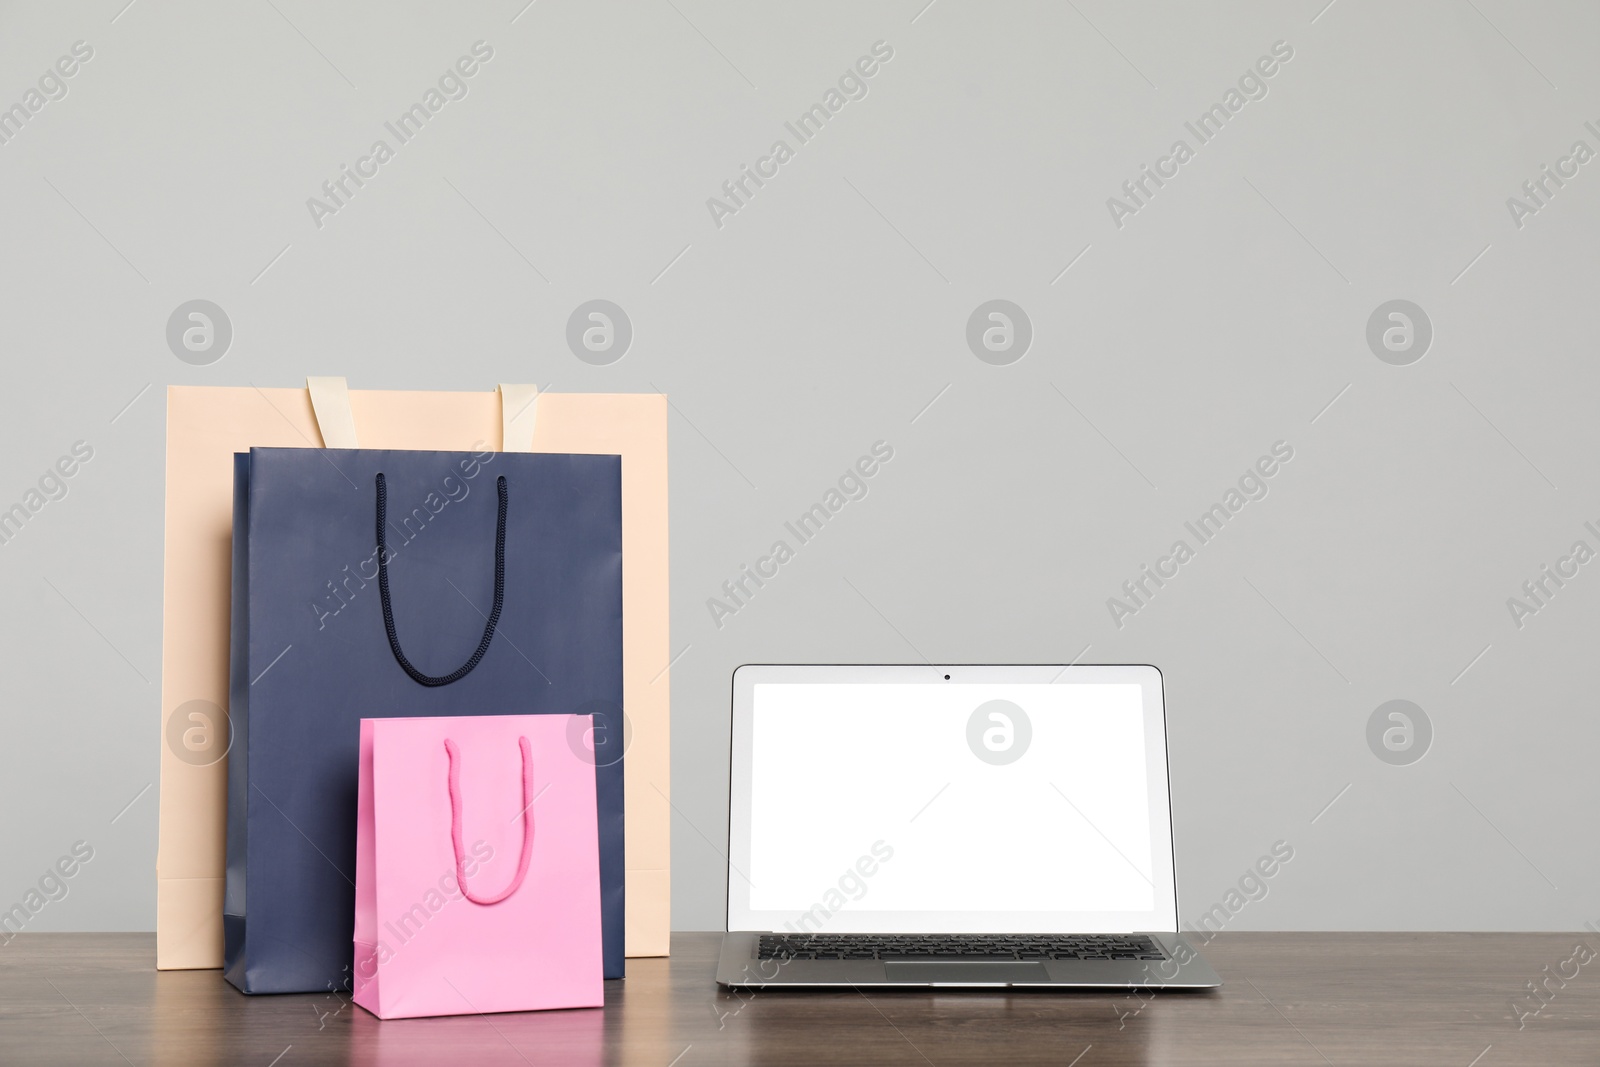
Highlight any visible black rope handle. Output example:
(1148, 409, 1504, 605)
(375, 472, 508, 687)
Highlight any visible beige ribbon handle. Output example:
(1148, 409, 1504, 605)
(306, 376, 359, 449)
(308, 378, 539, 451)
(498, 384, 540, 453)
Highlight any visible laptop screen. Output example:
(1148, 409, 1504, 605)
(727, 665, 1178, 934)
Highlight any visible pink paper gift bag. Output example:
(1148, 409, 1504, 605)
(353, 715, 604, 1019)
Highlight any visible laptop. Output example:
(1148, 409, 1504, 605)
(716, 664, 1221, 989)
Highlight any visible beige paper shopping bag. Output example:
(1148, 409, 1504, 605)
(157, 381, 669, 969)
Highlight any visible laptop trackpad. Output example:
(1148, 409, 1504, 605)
(883, 961, 1050, 985)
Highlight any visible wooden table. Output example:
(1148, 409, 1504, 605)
(2, 932, 1595, 1064)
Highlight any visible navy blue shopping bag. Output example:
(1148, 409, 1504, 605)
(225, 446, 624, 994)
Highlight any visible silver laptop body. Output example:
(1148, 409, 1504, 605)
(715, 664, 1221, 989)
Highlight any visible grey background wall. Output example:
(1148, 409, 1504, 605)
(1, 0, 1596, 934)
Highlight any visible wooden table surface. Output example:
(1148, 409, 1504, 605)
(3, 932, 1596, 1065)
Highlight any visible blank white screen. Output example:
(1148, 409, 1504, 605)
(748, 682, 1156, 919)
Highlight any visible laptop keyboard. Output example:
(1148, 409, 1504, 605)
(756, 933, 1165, 961)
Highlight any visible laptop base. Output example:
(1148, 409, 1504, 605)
(716, 932, 1222, 989)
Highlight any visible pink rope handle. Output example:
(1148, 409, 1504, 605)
(444, 735, 534, 905)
